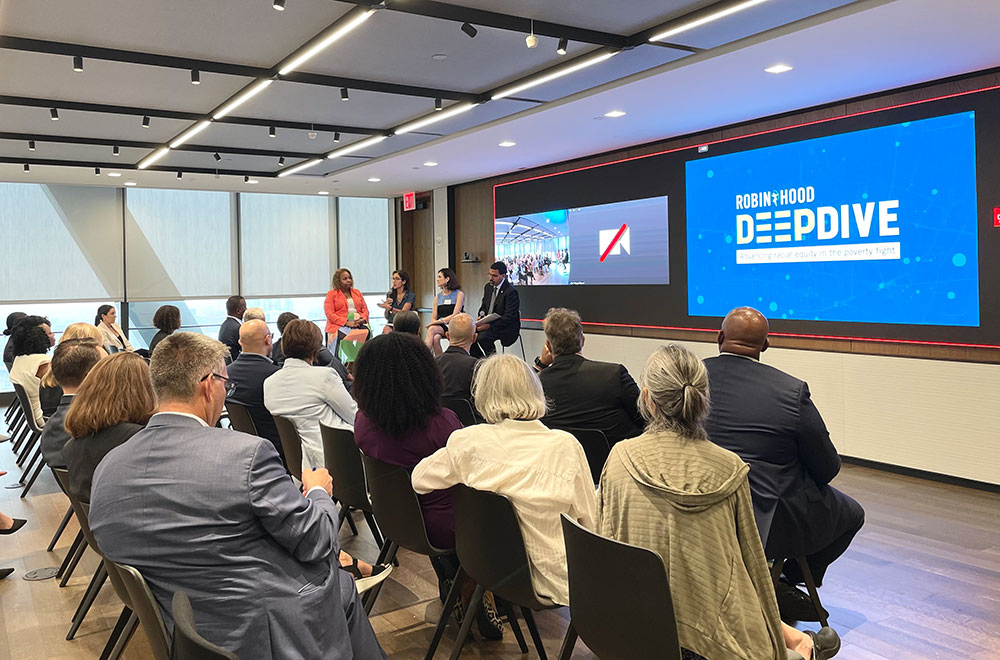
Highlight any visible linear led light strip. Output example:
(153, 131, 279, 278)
(278, 9, 377, 76)
(649, 0, 771, 42)
(394, 103, 477, 135)
(491, 51, 618, 101)
(170, 120, 211, 148)
(213, 79, 274, 120)
(326, 134, 387, 159)
(277, 158, 324, 177)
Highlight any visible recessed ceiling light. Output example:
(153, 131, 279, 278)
(318, 191, 329, 195)
(368, 177, 381, 182)
(498, 141, 516, 148)
(604, 109, 627, 118)
(124, 181, 137, 186)
(107, 172, 122, 177)
(431, 53, 448, 61)
(423, 161, 438, 167)
(247, 179, 259, 184)
(765, 63, 793, 74)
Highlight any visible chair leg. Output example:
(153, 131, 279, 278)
(345, 509, 359, 536)
(501, 600, 529, 654)
(424, 566, 465, 660)
(362, 510, 385, 550)
(102, 609, 139, 660)
(556, 621, 577, 660)
(796, 556, 829, 628)
(520, 607, 547, 660)
(362, 541, 398, 614)
(67, 564, 108, 639)
(769, 556, 783, 588)
(448, 584, 485, 660)
(48, 506, 74, 552)
(56, 531, 85, 580)
(59, 540, 88, 587)
(17, 434, 37, 465)
(20, 452, 47, 498)
(337, 505, 350, 534)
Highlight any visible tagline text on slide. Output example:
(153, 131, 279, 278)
(735, 242, 900, 265)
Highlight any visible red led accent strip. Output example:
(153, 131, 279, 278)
(501, 82, 1000, 350)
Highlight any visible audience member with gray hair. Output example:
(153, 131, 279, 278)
(535, 307, 644, 444)
(89, 331, 387, 660)
(412, 354, 596, 606)
(598, 344, 840, 660)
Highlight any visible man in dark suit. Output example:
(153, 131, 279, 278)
(472, 261, 520, 357)
(218, 295, 246, 363)
(39, 338, 104, 468)
(226, 320, 282, 462)
(89, 332, 386, 660)
(704, 307, 865, 621)
(534, 308, 644, 445)
(436, 313, 478, 401)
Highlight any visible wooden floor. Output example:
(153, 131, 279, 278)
(1, 421, 998, 659)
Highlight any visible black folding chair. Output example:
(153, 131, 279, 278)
(12, 383, 47, 496)
(557, 515, 682, 660)
(450, 485, 559, 660)
(113, 562, 172, 660)
(271, 415, 303, 479)
(320, 424, 382, 547)
(171, 591, 238, 660)
(224, 401, 258, 436)
(556, 428, 611, 485)
(441, 398, 477, 428)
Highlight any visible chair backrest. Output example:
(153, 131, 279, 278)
(562, 427, 611, 484)
(271, 415, 302, 478)
(171, 591, 238, 660)
(11, 383, 42, 434)
(224, 401, 258, 436)
(113, 562, 172, 660)
(360, 453, 450, 556)
(107, 345, 120, 354)
(560, 515, 682, 660)
(319, 425, 371, 513)
(441, 398, 477, 428)
(451, 485, 555, 610)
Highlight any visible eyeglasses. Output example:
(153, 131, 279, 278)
(201, 372, 236, 396)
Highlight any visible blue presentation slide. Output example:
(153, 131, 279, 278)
(496, 196, 669, 286)
(686, 111, 980, 326)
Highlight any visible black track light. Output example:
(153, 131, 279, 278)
(213, 152, 222, 161)
(461, 22, 477, 38)
(73, 55, 84, 72)
(268, 125, 276, 138)
(435, 98, 443, 111)
(141, 115, 150, 128)
(278, 156, 285, 166)
(50, 108, 59, 120)
(113, 145, 120, 156)
(557, 37, 568, 55)
(341, 87, 349, 101)
(273, 0, 285, 10)
(95, 167, 101, 176)
(28, 140, 35, 151)
(23, 163, 30, 173)
(333, 132, 341, 143)
(177, 171, 183, 180)
(244, 175, 250, 183)
(191, 69, 200, 85)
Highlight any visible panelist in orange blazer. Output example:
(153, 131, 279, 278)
(324, 268, 370, 347)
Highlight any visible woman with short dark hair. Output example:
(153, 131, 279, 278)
(150, 305, 181, 354)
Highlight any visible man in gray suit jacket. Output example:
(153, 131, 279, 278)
(89, 333, 385, 660)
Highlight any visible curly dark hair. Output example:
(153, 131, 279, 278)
(152, 305, 181, 333)
(353, 332, 442, 437)
(11, 323, 50, 357)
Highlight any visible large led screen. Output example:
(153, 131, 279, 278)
(686, 111, 980, 326)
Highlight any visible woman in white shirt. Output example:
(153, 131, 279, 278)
(8, 320, 54, 428)
(412, 354, 597, 606)
(263, 319, 357, 470)
(95, 305, 134, 353)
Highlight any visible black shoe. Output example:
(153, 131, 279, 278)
(354, 563, 393, 594)
(474, 592, 504, 641)
(0, 568, 14, 579)
(806, 627, 841, 660)
(776, 581, 828, 622)
(0, 519, 26, 535)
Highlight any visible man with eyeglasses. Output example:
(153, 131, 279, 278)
(89, 332, 386, 660)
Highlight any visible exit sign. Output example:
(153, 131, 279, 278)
(403, 192, 416, 211)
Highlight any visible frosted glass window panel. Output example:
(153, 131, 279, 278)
(338, 197, 391, 293)
(240, 194, 334, 296)
(0, 183, 123, 301)
(125, 188, 234, 300)
(127, 298, 230, 349)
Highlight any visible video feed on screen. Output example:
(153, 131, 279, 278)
(495, 195, 669, 286)
(686, 111, 980, 326)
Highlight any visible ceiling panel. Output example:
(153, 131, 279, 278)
(235, 80, 435, 128)
(194, 121, 349, 155)
(299, 11, 594, 92)
(437, 0, 716, 36)
(0, 0, 352, 66)
(0, 50, 252, 114)
(157, 149, 287, 174)
(668, 0, 864, 50)
(0, 104, 195, 145)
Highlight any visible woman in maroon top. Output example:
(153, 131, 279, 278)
(353, 332, 503, 639)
